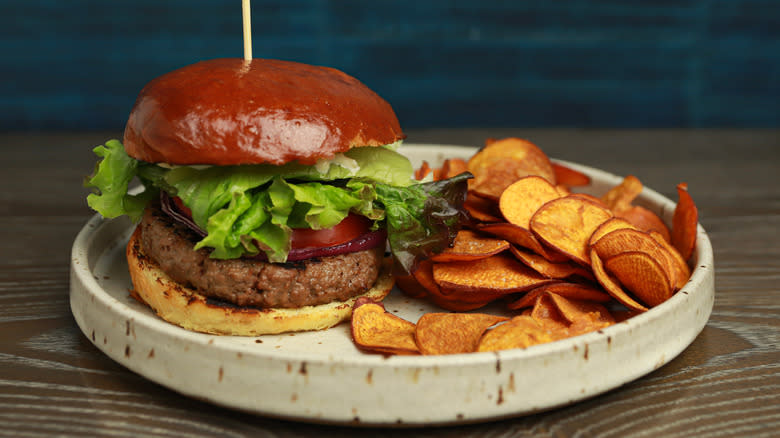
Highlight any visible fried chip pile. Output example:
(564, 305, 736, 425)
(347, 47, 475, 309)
(352, 137, 699, 355)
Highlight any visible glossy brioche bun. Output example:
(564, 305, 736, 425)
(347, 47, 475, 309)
(125, 227, 394, 336)
(123, 58, 405, 166)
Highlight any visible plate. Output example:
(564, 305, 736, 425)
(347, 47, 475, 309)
(70, 144, 714, 426)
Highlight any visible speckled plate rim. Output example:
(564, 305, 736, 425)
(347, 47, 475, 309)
(70, 144, 714, 426)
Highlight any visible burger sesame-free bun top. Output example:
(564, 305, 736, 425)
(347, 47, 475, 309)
(123, 58, 405, 166)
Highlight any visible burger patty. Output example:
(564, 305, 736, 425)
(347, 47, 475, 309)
(138, 205, 383, 309)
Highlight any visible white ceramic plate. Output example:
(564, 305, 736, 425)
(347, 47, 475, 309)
(70, 144, 714, 426)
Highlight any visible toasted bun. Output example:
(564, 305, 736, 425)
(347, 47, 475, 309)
(123, 58, 405, 166)
(125, 227, 394, 336)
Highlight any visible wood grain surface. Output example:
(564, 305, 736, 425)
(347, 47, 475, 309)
(1, 130, 778, 437)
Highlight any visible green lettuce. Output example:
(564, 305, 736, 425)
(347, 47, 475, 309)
(85, 140, 470, 272)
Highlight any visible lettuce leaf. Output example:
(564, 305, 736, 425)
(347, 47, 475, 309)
(85, 140, 470, 269)
(84, 140, 158, 221)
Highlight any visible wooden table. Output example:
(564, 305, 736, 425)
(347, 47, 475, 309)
(2, 129, 778, 437)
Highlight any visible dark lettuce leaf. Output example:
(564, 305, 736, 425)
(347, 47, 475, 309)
(373, 172, 472, 275)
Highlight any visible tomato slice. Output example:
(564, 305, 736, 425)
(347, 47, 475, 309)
(291, 213, 371, 249)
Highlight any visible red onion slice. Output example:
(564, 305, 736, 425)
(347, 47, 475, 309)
(282, 229, 387, 261)
(160, 192, 206, 237)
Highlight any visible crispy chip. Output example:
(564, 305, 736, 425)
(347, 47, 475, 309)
(464, 193, 503, 222)
(672, 183, 698, 261)
(509, 246, 594, 280)
(588, 217, 637, 248)
(552, 162, 591, 188)
(394, 273, 429, 299)
(589, 249, 648, 312)
(538, 293, 613, 337)
(590, 227, 678, 291)
(556, 185, 572, 197)
(506, 282, 611, 310)
(477, 315, 567, 352)
(649, 230, 691, 290)
(411, 260, 445, 298)
(529, 293, 570, 327)
(414, 161, 432, 181)
(499, 176, 561, 229)
(440, 158, 469, 180)
(476, 222, 569, 263)
(415, 313, 508, 355)
(431, 230, 510, 262)
(545, 293, 615, 327)
(468, 161, 523, 200)
(617, 205, 671, 242)
(433, 253, 554, 295)
(603, 251, 673, 307)
(413, 260, 496, 311)
(468, 138, 556, 198)
(601, 175, 643, 213)
(351, 301, 420, 355)
(530, 196, 613, 266)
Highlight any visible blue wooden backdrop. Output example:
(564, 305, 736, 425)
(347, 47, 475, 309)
(1, 0, 778, 131)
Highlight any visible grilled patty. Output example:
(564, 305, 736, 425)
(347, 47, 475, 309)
(138, 205, 383, 308)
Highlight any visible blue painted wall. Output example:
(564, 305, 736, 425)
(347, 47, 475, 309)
(1, 0, 778, 131)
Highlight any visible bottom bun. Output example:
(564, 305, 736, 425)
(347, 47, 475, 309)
(125, 227, 394, 336)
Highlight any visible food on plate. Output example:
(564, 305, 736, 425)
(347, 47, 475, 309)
(368, 137, 700, 355)
(350, 291, 614, 355)
(351, 298, 420, 355)
(672, 183, 699, 261)
(415, 312, 508, 355)
(84, 58, 470, 336)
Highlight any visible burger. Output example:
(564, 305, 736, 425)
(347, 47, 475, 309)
(85, 58, 469, 336)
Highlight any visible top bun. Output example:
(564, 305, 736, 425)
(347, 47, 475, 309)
(123, 58, 405, 166)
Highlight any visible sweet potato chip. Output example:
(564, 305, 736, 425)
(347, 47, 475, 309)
(552, 162, 591, 188)
(603, 251, 673, 307)
(394, 273, 429, 299)
(440, 158, 469, 180)
(468, 161, 523, 200)
(351, 301, 420, 355)
(499, 176, 561, 229)
(649, 230, 691, 290)
(589, 249, 648, 312)
(588, 217, 637, 248)
(468, 138, 556, 198)
(672, 183, 698, 261)
(413, 260, 496, 311)
(545, 293, 615, 327)
(569, 193, 608, 206)
(556, 185, 572, 197)
(601, 175, 643, 213)
(530, 196, 613, 266)
(433, 254, 554, 295)
(415, 313, 508, 355)
(476, 222, 569, 263)
(509, 246, 594, 280)
(590, 228, 677, 290)
(431, 230, 509, 262)
(536, 293, 614, 337)
(464, 194, 503, 222)
(616, 205, 671, 242)
(414, 161, 432, 181)
(506, 281, 612, 310)
(477, 315, 566, 352)
(529, 293, 570, 327)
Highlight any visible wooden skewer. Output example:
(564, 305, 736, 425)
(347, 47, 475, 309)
(242, 0, 252, 61)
